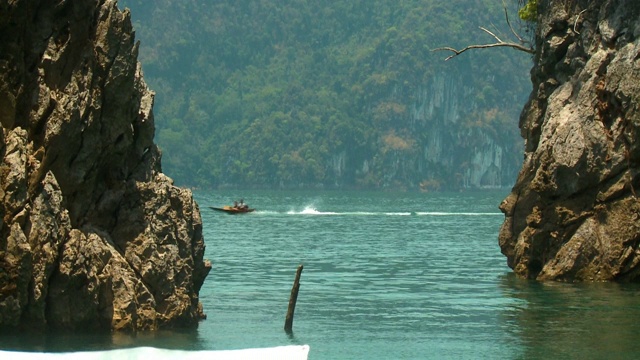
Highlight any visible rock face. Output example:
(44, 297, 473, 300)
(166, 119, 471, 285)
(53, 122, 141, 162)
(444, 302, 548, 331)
(327, 72, 525, 191)
(406, 73, 523, 190)
(0, 0, 211, 330)
(499, 0, 640, 281)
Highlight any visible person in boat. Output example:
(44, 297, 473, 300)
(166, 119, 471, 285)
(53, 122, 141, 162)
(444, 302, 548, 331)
(238, 199, 247, 210)
(233, 200, 239, 209)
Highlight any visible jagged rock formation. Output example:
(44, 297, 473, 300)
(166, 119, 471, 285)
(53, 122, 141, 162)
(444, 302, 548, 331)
(0, 0, 211, 330)
(499, 0, 640, 281)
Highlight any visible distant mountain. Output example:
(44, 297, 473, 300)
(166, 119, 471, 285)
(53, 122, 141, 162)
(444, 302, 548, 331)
(119, 0, 532, 190)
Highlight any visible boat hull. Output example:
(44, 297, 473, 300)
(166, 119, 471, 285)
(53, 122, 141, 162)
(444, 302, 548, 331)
(210, 206, 255, 214)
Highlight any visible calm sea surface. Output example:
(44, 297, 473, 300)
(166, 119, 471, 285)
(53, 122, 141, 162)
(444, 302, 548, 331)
(2, 190, 640, 359)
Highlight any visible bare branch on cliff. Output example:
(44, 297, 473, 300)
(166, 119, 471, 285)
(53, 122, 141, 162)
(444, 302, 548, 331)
(433, 2, 534, 61)
(432, 32, 535, 61)
(503, 1, 528, 45)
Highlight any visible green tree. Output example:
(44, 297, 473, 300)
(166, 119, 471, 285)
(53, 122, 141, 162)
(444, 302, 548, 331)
(518, 0, 538, 22)
(120, 0, 532, 190)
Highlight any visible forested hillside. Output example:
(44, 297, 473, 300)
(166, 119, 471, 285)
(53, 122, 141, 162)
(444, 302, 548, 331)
(119, 0, 532, 190)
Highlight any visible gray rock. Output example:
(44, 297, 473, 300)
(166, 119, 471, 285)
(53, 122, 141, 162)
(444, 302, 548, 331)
(500, 0, 640, 281)
(0, 0, 210, 330)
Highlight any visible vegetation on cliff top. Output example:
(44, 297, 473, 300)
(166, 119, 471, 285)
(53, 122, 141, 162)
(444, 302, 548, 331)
(518, 0, 538, 22)
(120, 0, 532, 190)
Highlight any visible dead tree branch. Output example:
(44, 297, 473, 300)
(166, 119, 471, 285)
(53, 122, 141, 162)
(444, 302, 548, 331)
(433, 3, 534, 61)
(504, 2, 527, 44)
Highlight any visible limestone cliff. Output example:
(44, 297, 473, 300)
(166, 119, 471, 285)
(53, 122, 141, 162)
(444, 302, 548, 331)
(328, 72, 525, 191)
(407, 73, 523, 190)
(500, 0, 640, 281)
(0, 0, 211, 330)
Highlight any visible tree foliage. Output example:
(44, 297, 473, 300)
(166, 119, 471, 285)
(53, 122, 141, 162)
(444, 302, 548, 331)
(119, 0, 532, 190)
(518, 0, 538, 22)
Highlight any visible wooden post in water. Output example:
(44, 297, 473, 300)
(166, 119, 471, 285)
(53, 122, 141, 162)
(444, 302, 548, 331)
(284, 264, 304, 333)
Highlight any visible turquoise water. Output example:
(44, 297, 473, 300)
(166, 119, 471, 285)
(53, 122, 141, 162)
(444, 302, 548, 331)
(196, 190, 640, 359)
(2, 190, 640, 359)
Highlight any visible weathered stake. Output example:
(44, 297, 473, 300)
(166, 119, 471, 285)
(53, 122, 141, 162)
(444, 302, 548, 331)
(284, 264, 303, 333)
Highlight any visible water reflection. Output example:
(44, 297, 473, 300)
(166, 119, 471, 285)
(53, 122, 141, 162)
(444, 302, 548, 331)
(500, 274, 640, 359)
(0, 328, 203, 352)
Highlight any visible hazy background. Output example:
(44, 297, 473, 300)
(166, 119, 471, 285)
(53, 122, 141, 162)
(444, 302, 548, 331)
(120, 0, 532, 191)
